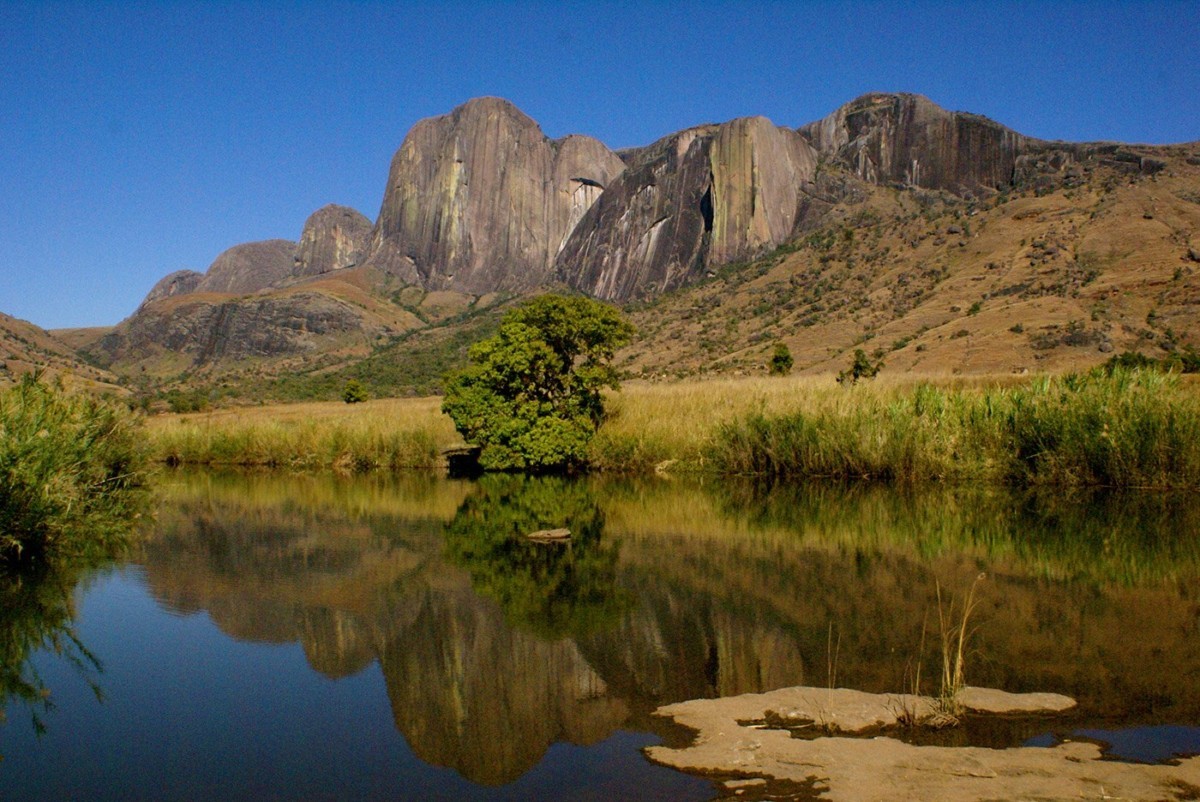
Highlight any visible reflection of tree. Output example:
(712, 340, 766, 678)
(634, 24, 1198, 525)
(443, 474, 626, 638)
(0, 560, 104, 740)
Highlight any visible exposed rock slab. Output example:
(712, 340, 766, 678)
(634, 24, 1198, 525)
(647, 685, 1200, 802)
(366, 96, 624, 293)
(195, 239, 297, 295)
(293, 204, 372, 278)
(139, 269, 204, 308)
(556, 117, 819, 301)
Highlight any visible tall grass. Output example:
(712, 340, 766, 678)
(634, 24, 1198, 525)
(146, 397, 461, 471)
(706, 369, 1200, 488)
(145, 369, 1200, 488)
(0, 376, 150, 560)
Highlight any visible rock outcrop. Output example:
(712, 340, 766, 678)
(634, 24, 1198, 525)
(95, 290, 383, 366)
(139, 269, 204, 308)
(800, 92, 1169, 196)
(556, 117, 819, 301)
(194, 239, 297, 295)
(800, 92, 1030, 194)
(293, 205, 372, 278)
(365, 96, 625, 293)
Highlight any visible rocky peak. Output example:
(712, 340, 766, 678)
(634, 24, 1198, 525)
(365, 96, 624, 293)
(195, 239, 298, 295)
(294, 204, 371, 278)
(799, 92, 1031, 194)
(556, 117, 819, 301)
(139, 269, 204, 309)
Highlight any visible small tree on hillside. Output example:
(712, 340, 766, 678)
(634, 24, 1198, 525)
(441, 294, 635, 472)
(837, 349, 883, 385)
(768, 343, 794, 376)
(342, 379, 369, 404)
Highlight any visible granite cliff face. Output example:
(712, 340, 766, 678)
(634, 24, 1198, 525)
(365, 97, 625, 293)
(556, 116, 820, 301)
(800, 92, 1168, 196)
(294, 204, 372, 278)
(139, 269, 204, 309)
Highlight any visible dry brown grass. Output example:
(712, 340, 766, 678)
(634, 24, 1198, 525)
(147, 396, 463, 470)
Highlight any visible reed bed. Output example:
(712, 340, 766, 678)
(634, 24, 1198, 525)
(706, 369, 1200, 488)
(146, 397, 461, 471)
(144, 369, 1200, 488)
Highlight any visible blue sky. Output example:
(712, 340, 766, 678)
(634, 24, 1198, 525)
(2, 0, 1197, 329)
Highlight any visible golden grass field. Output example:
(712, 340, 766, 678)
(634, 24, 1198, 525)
(145, 370, 1200, 488)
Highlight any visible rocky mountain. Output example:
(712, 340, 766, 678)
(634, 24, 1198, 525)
(365, 96, 626, 292)
(556, 116, 821, 300)
(294, 205, 372, 278)
(68, 92, 1198, 396)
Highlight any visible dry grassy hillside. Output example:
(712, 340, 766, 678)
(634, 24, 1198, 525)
(0, 312, 122, 392)
(620, 144, 1200, 378)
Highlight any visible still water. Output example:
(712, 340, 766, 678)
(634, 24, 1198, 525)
(3, 471, 1200, 800)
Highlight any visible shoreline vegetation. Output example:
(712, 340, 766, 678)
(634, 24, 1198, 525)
(0, 376, 149, 562)
(145, 368, 1200, 489)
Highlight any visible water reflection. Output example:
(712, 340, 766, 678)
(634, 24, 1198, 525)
(0, 560, 105, 741)
(14, 470, 1200, 789)
(444, 474, 626, 638)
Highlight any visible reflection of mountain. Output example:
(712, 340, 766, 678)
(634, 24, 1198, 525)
(137, 472, 1200, 784)
(378, 584, 627, 785)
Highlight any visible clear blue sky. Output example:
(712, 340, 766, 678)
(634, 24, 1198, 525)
(2, 0, 1197, 329)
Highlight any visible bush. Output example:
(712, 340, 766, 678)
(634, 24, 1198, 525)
(837, 349, 883, 385)
(768, 343, 794, 376)
(441, 294, 634, 472)
(342, 379, 369, 404)
(0, 376, 150, 561)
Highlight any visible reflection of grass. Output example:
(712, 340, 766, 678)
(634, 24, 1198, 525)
(0, 559, 106, 742)
(598, 477, 1200, 588)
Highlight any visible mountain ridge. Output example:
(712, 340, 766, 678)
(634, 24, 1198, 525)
(15, 91, 1196, 399)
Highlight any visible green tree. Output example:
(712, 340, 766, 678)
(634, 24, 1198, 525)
(768, 342, 794, 376)
(441, 294, 634, 472)
(342, 379, 369, 404)
(837, 348, 883, 385)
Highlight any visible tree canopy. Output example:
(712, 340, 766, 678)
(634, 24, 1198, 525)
(441, 294, 634, 472)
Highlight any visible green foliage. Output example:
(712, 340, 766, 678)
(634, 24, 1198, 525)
(0, 376, 150, 561)
(768, 343, 794, 376)
(342, 379, 368, 404)
(442, 474, 625, 637)
(441, 294, 634, 472)
(1102, 348, 1200, 375)
(709, 369, 1200, 488)
(837, 348, 883, 385)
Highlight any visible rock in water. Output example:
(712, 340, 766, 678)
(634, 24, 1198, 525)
(293, 205, 372, 278)
(366, 96, 624, 293)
